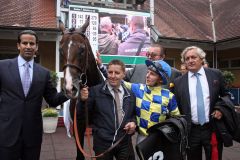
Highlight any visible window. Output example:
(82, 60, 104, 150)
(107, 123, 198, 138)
(231, 59, 240, 68)
(218, 60, 229, 68)
(218, 58, 240, 69)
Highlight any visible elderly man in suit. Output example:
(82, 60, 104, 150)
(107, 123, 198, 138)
(124, 43, 181, 89)
(0, 30, 68, 160)
(173, 46, 228, 160)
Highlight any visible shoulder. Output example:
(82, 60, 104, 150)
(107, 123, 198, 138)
(0, 59, 11, 65)
(89, 82, 106, 94)
(134, 64, 147, 70)
(174, 73, 186, 83)
(171, 67, 182, 78)
(171, 67, 181, 74)
(0, 57, 16, 64)
(204, 68, 223, 77)
(0, 58, 16, 69)
(34, 63, 49, 72)
(33, 63, 50, 77)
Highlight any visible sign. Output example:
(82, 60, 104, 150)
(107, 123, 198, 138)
(69, 6, 99, 55)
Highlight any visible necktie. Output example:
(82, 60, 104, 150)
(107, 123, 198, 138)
(22, 62, 31, 96)
(194, 73, 206, 125)
(113, 88, 122, 127)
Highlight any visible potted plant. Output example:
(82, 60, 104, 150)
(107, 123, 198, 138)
(42, 107, 59, 133)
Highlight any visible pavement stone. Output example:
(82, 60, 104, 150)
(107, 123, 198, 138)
(40, 127, 240, 160)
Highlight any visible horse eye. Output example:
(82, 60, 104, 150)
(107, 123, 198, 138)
(78, 48, 84, 55)
(78, 44, 85, 55)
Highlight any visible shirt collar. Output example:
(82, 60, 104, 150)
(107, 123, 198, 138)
(18, 55, 34, 68)
(144, 85, 162, 94)
(106, 81, 123, 93)
(189, 66, 204, 77)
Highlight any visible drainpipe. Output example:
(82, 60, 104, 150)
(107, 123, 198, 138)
(56, 0, 62, 92)
(209, 0, 217, 68)
(150, 0, 154, 26)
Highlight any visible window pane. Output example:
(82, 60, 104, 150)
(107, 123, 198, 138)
(231, 59, 240, 68)
(218, 60, 229, 68)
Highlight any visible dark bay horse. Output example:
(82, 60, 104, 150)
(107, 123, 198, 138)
(59, 17, 103, 159)
(59, 18, 103, 99)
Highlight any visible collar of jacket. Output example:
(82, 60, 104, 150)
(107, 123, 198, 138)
(101, 81, 131, 98)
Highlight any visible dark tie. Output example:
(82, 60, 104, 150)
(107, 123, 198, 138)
(22, 62, 31, 96)
(194, 73, 206, 125)
(113, 88, 122, 127)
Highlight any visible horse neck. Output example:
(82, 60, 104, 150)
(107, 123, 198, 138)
(86, 67, 103, 87)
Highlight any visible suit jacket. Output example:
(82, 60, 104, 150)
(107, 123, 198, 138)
(173, 68, 227, 131)
(125, 64, 181, 89)
(0, 57, 68, 147)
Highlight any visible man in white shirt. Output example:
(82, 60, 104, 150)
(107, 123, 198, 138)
(173, 46, 227, 160)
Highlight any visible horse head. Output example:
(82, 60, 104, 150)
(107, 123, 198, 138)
(59, 17, 103, 99)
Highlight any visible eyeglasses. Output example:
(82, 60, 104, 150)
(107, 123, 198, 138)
(146, 52, 162, 58)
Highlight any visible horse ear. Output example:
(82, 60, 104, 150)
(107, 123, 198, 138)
(59, 19, 65, 34)
(80, 16, 90, 34)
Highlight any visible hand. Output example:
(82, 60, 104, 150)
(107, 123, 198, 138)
(211, 110, 222, 120)
(124, 122, 136, 134)
(80, 86, 89, 101)
(95, 51, 102, 67)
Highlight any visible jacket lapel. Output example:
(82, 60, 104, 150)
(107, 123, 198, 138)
(27, 63, 39, 96)
(205, 68, 214, 109)
(183, 73, 191, 110)
(9, 58, 25, 97)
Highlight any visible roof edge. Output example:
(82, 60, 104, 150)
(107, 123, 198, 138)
(0, 25, 60, 32)
(158, 36, 214, 44)
(216, 36, 240, 44)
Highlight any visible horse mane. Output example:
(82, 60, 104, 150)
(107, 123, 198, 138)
(84, 37, 104, 87)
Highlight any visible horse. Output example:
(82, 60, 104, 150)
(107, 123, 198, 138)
(59, 17, 103, 159)
(59, 18, 103, 99)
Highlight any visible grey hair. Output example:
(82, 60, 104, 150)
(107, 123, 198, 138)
(181, 46, 206, 63)
(100, 17, 112, 29)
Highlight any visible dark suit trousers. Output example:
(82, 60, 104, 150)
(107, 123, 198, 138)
(187, 123, 223, 160)
(0, 135, 41, 160)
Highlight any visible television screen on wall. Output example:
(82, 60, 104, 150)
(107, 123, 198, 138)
(67, 5, 150, 65)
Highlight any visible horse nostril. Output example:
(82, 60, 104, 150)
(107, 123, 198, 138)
(72, 85, 79, 97)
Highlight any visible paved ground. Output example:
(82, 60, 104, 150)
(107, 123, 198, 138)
(40, 127, 240, 160)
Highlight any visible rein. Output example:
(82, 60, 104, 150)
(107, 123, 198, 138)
(73, 100, 127, 158)
(61, 29, 127, 158)
(63, 64, 126, 159)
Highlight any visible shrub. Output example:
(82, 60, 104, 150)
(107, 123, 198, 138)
(42, 108, 58, 117)
(50, 71, 59, 88)
(222, 70, 235, 88)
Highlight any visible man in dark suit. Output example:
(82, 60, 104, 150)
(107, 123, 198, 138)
(174, 46, 227, 160)
(0, 30, 68, 160)
(124, 43, 181, 89)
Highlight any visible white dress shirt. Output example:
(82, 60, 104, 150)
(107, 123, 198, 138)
(188, 67, 210, 124)
(18, 55, 34, 82)
(107, 82, 124, 108)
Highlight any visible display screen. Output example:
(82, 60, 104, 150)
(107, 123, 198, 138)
(68, 5, 150, 64)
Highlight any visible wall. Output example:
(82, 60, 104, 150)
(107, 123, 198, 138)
(0, 39, 56, 71)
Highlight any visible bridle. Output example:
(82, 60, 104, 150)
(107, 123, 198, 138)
(60, 31, 89, 98)
(61, 29, 127, 159)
